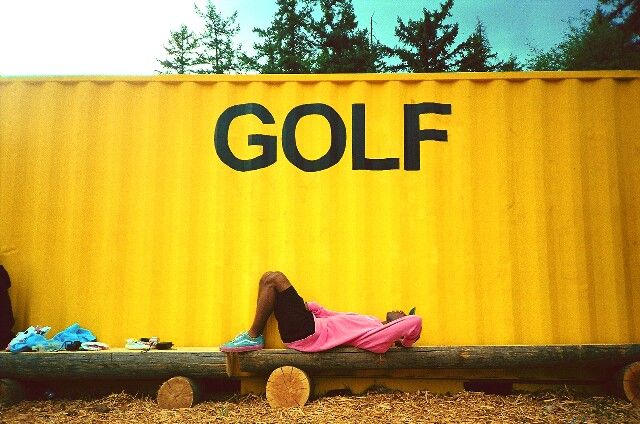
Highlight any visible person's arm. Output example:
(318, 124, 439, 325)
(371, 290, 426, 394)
(305, 301, 340, 318)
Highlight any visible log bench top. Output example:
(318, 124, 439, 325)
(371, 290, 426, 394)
(1, 344, 639, 381)
(0, 347, 228, 380)
(234, 344, 640, 374)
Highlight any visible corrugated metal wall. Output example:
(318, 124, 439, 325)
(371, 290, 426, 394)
(1, 72, 639, 348)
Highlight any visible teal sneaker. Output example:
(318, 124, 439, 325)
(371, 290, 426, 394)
(220, 331, 264, 352)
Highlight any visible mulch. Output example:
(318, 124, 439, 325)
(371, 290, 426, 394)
(2, 389, 639, 423)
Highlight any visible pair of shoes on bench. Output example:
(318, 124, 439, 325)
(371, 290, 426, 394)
(125, 337, 173, 351)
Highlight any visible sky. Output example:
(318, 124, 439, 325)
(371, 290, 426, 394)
(0, 0, 600, 76)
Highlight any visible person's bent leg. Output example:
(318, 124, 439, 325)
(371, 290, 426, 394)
(248, 271, 292, 338)
(221, 271, 291, 352)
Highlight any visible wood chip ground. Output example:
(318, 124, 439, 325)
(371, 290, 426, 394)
(2, 389, 639, 423)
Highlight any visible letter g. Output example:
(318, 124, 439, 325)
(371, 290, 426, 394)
(214, 103, 277, 171)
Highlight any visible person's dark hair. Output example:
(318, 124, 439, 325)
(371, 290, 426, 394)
(385, 310, 406, 323)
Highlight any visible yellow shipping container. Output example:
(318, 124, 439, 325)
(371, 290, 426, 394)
(0, 72, 638, 349)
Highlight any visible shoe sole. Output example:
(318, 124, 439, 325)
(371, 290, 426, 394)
(220, 345, 263, 353)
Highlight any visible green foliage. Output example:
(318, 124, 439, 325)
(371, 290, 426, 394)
(527, 47, 563, 71)
(156, 0, 526, 74)
(157, 25, 199, 74)
(496, 54, 524, 71)
(455, 21, 522, 72)
(194, 1, 247, 74)
(387, 0, 461, 72)
(250, 0, 316, 73)
(312, 0, 388, 73)
(528, 8, 640, 70)
(600, 0, 640, 46)
(455, 20, 499, 71)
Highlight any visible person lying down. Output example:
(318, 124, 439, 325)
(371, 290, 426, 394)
(221, 271, 422, 354)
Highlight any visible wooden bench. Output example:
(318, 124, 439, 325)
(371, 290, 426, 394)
(232, 344, 640, 373)
(0, 347, 227, 380)
(228, 345, 640, 407)
(2, 344, 639, 408)
(0, 348, 228, 408)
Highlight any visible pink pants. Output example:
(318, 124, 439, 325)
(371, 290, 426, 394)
(349, 315, 422, 353)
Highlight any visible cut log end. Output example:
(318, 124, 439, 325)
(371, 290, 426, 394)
(621, 362, 640, 405)
(157, 376, 200, 409)
(0, 379, 26, 407)
(266, 366, 311, 408)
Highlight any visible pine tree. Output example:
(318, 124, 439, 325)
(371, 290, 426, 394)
(157, 25, 199, 74)
(388, 0, 461, 72)
(455, 21, 498, 71)
(194, 1, 246, 74)
(528, 8, 640, 70)
(313, 0, 387, 73)
(495, 54, 523, 71)
(365, 41, 391, 73)
(250, 0, 315, 73)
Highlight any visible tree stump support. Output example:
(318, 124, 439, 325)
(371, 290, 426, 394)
(0, 378, 26, 407)
(156, 376, 200, 409)
(616, 361, 640, 405)
(266, 366, 311, 408)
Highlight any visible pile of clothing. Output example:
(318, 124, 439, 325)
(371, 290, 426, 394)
(6, 323, 109, 353)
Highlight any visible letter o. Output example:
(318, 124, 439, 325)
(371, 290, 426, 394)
(282, 104, 346, 172)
